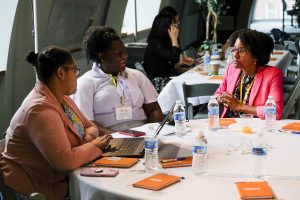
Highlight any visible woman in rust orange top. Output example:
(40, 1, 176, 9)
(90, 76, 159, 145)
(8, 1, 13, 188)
(0, 46, 112, 200)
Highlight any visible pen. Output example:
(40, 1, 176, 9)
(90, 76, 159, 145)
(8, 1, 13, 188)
(160, 157, 186, 163)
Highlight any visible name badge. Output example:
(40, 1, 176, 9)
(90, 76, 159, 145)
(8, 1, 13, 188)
(115, 103, 133, 120)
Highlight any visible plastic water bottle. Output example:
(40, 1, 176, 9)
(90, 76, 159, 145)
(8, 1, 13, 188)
(203, 51, 210, 73)
(173, 100, 187, 136)
(208, 96, 219, 131)
(211, 44, 218, 55)
(144, 137, 159, 172)
(264, 95, 276, 132)
(192, 131, 207, 175)
(252, 129, 267, 178)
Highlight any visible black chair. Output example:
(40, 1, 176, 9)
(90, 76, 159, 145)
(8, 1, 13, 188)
(182, 82, 219, 120)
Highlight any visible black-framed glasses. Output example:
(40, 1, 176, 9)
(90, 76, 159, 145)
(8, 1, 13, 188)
(62, 65, 81, 76)
(230, 47, 248, 56)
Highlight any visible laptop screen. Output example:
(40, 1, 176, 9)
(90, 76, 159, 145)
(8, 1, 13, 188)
(153, 103, 175, 138)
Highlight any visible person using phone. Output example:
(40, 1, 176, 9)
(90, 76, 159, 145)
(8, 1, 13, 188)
(0, 46, 112, 200)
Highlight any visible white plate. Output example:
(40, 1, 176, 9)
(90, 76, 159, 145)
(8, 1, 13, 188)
(228, 123, 259, 134)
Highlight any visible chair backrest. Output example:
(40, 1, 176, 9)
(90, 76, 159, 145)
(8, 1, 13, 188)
(182, 82, 219, 119)
(283, 75, 300, 119)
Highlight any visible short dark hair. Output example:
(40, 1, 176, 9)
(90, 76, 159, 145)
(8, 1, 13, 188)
(26, 46, 72, 83)
(147, 13, 176, 43)
(159, 6, 178, 18)
(228, 29, 249, 47)
(238, 30, 274, 66)
(82, 26, 120, 64)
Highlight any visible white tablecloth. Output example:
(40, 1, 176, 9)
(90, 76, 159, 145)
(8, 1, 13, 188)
(157, 50, 293, 113)
(69, 119, 300, 200)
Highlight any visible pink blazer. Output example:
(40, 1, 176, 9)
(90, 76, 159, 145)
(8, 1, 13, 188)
(215, 63, 284, 119)
(0, 81, 102, 200)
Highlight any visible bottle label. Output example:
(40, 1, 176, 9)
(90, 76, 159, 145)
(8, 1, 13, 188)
(265, 106, 276, 115)
(145, 140, 158, 150)
(208, 107, 219, 115)
(252, 147, 267, 156)
(193, 145, 207, 154)
(173, 112, 186, 121)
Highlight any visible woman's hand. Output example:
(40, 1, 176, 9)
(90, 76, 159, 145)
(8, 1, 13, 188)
(180, 54, 195, 66)
(91, 134, 113, 151)
(219, 92, 241, 111)
(168, 25, 179, 47)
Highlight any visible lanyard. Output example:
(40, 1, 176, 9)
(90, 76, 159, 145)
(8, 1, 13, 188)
(239, 74, 255, 104)
(108, 74, 118, 87)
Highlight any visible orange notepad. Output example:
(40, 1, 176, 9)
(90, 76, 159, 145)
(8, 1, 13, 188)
(219, 118, 236, 127)
(209, 75, 224, 80)
(236, 182, 274, 199)
(282, 122, 300, 132)
(272, 51, 283, 55)
(133, 173, 181, 191)
(88, 157, 139, 168)
(160, 157, 192, 168)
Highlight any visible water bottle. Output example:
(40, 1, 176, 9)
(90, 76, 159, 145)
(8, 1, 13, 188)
(211, 44, 218, 55)
(208, 96, 219, 131)
(173, 100, 187, 136)
(192, 131, 207, 175)
(203, 51, 210, 73)
(264, 95, 276, 132)
(252, 129, 267, 178)
(144, 137, 159, 172)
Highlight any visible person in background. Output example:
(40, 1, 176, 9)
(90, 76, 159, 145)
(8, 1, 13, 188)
(143, 10, 194, 93)
(0, 46, 112, 200)
(72, 26, 164, 133)
(215, 29, 284, 119)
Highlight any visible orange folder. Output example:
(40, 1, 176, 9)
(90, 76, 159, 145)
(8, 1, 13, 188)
(88, 157, 139, 168)
(160, 157, 193, 168)
(282, 122, 300, 132)
(209, 75, 224, 80)
(219, 118, 236, 127)
(236, 182, 274, 199)
(133, 173, 181, 191)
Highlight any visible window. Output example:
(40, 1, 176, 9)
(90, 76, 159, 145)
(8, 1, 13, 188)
(121, 0, 161, 37)
(249, 0, 298, 34)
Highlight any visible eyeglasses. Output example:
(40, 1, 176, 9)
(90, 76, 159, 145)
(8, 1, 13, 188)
(230, 47, 248, 56)
(62, 65, 81, 76)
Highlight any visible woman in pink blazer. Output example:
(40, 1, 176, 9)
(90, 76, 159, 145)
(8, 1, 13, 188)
(0, 46, 112, 200)
(215, 30, 284, 119)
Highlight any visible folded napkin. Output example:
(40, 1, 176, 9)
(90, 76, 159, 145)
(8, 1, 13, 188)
(272, 51, 283, 55)
(209, 75, 223, 80)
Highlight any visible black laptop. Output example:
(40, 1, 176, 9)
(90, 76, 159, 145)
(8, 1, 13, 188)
(102, 104, 175, 158)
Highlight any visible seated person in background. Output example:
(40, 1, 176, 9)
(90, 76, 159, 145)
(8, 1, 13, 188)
(143, 12, 194, 93)
(215, 29, 284, 119)
(72, 26, 164, 133)
(0, 46, 112, 200)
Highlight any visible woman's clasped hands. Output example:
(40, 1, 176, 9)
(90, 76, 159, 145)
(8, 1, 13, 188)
(218, 92, 241, 111)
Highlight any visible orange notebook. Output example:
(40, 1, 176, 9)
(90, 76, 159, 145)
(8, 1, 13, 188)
(209, 75, 224, 80)
(160, 157, 192, 168)
(236, 182, 274, 199)
(133, 173, 181, 191)
(219, 118, 236, 127)
(88, 157, 139, 168)
(282, 122, 300, 132)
